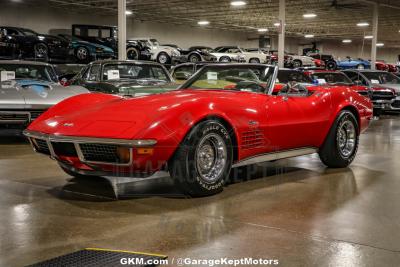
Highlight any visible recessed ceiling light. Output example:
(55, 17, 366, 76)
(303, 13, 317, 18)
(258, 28, 268, 32)
(125, 10, 132, 15)
(198, 21, 210, 25)
(305, 34, 314, 38)
(357, 22, 369, 27)
(376, 43, 384, 47)
(342, 39, 352, 43)
(364, 35, 373, 39)
(274, 22, 281, 27)
(230, 1, 246, 6)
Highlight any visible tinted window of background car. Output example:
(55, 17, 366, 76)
(88, 29, 99, 37)
(0, 64, 57, 82)
(101, 29, 111, 38)
(102, 64, 170, 82)
(277, 71, 313, 84)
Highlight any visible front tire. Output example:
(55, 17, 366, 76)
(75, 46, 90, 62)
(249, 58, 260, 63)
(292, 59, 302, 68)
(219, 56, 231, 63)
(319, 110, 359, 168)
(157, 52, 171, 64)
(357, 64, 365, 70)
(168, 120, 233, 196)
(126, 47, 139, 60)
(189, 53, 201, 62)
(34, 43, 48, 60)
(326, 60, 337, 70)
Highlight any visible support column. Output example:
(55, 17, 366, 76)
(370, 2, 378, 70)
(118, 0, 127, 60)
(278, 0, 285, 68)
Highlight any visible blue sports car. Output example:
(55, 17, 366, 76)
(336, 57, 371, 70)
(59, 34, 115, 63)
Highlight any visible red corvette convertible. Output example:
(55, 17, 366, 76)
(24, 64, 373, 196)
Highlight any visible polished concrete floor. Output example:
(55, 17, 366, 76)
(1, 116, 400, 266)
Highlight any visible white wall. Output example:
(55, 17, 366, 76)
(1, 3, 399, 62)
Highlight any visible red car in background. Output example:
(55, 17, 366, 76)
(313, 58, 325, 68)
(304, 70, 395, 116)
(24, 64, 372, 196)
(375, 61, 389, 71)
(387, 63, 397, 73)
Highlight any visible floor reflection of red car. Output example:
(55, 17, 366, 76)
(24, 64, 372, 197)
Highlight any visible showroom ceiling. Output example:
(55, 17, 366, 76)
(36, 0, 400, 44)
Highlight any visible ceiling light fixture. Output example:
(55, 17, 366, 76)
(376, 43, 384, 47)
(342, 39, 352, 43)
(303, 13, 317, 18)
(305, 34, 314, 38)
(230, 1, 247, 6)
(364, 35, 373, 39)
(125, 10, 133, 15)
(274, 22, 280, 27)
(258, 28, 268, 32)
(357, 22, 369, 27)
(198, 21, 210, 25)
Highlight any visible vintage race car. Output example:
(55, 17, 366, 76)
(24, 64, 373, 197)
(214, 46, 267, 63)
(130, 38, 180, 64)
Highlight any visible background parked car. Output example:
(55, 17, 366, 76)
(58, 34, 115, 63)
(267, 50, 315, 68)
(70, 60, 178, 96)
(164, 45, 217, 63)
(214, 46, 266, 63)
(0, 26, 69, 61)
(53, 64, 86, 86)
(130, 38, 180, 64)
(0, 60, 89, 135)
(0, 28, 18, 59)
(336, 57, 371, 70)
(306, 52, 337, 70)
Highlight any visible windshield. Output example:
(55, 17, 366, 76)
(0, 64, 57, 82)
(277, 70, 313, 84)
(21, 29, 38, 36)
(192, 47, 215, 53)
(102, 63, 171, 82)
(54, 64, 86, 75)
(310, 72, 353, 85)
(180, 65, 276, 93)
(362, 72, 400, 85)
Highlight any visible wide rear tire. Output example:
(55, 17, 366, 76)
(168, 120, 233, 196)
(319, 110, 359, 168)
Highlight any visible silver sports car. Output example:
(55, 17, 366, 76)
(0, 60, 89, 134)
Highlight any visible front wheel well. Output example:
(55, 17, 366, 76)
(340, 106, 360, 133)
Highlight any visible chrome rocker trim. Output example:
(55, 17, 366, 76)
(232, 147, 318, 168)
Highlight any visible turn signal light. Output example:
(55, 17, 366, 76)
(116, 147, 131, 163)
(136, 147, 154, 155)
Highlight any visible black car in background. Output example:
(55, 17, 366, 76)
(69, 60, 177, 96)
(0, 26, 69, 61)
(0, 28, 18, 59)
(72, 24, 151, 60)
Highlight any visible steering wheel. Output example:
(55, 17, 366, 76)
(278, 81, 308, 96)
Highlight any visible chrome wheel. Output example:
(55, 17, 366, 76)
(189, 55, 200, 62)
(158, 53, 168, 64)
(357, 64, 365, 70)
(76, 47, 88, 60)
(337, 120, 356, 158)
(35, 44, 48, 58)
(195, 133, 227, 184)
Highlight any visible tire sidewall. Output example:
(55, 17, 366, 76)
(157, 52, 170, 64)
(335, 112, 359, 163)
(76, 47, 89, 61)
(174, 120, 233, 195)
(220, 56, 231, 62)
(189, 54, 201, 62)
(127, 47, 139, 60)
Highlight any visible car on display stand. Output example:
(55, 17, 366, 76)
(0, 28, 18, 59)
(58, 34, 115, 63)
(214, 46, 267, 63)
(267, 50, 315, 68)
(375, 61, 389, 71)
(0, 60, 89, 135)
(163, 45, 217, 63)
(307, 52, 337, 70)
(343, 70, 400, 113)
(208, 47, 246, 63)
(24, 63, 372, 196)
(70, 60, 178, 96)
(0, 26, 70, 61)
(129, 38, 181, 64)
(336, 57, 371, 70)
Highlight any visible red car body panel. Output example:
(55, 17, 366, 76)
(313, 59, 325, 68)
(27, 87, 373, 175)
(376, 62, 389, 71)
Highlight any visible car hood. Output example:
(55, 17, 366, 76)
(0, 79, 89, 109)
(29, 89, 263, 139)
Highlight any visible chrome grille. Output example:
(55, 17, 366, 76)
(372, 91, 395, 100)
(0, 112, 29, 122)
(79, 143, 121, 163)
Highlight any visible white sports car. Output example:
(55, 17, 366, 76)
(130, 38, 180, 64)
(215, 46, 266, 63)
